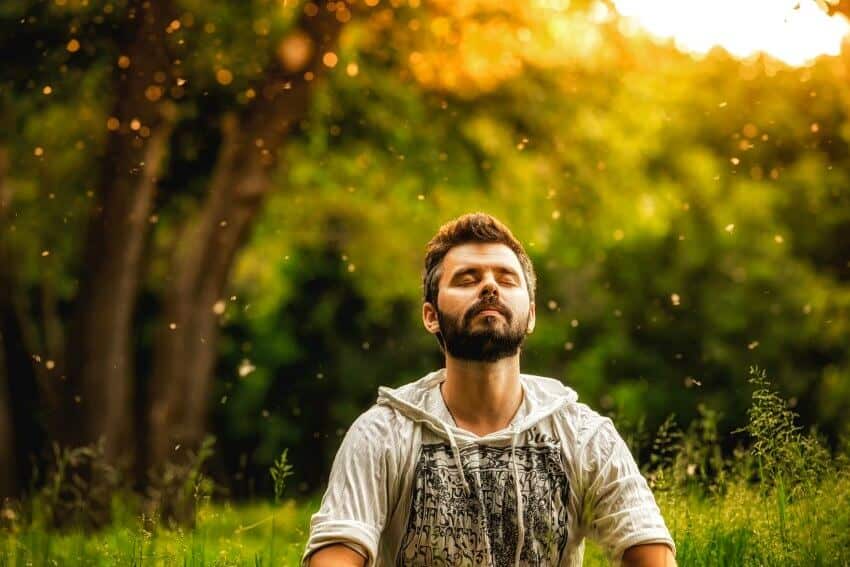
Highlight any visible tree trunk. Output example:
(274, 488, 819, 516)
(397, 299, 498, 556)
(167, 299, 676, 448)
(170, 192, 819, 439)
(63, 0, 176, 468)
(0, 340, 14, 498)
(0, 146, 63, 496)
(0, 147, 16, 497)
(146, 3, 349, 476)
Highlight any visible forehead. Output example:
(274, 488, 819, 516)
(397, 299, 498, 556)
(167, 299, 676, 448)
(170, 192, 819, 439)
(441, 242, 523, 275)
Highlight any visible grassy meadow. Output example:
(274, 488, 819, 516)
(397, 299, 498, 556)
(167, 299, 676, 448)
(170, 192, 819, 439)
(2, 368, 849, 566)
(2, 477, 849, 566)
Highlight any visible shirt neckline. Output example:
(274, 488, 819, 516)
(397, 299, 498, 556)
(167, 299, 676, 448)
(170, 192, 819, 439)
(435, 379, 529, 436)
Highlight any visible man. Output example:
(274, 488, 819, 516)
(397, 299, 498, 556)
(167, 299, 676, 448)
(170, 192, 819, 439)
(303, 213, 676, 566)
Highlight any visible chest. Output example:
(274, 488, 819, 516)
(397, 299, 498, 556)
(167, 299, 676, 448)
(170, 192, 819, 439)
(395, 429, 571, 566)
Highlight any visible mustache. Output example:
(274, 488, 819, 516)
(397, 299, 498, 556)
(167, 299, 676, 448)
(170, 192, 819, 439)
(464, 299, 512, 325)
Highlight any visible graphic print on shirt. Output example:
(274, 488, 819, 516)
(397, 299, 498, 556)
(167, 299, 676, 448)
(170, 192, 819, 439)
(396, 431, 569, 566)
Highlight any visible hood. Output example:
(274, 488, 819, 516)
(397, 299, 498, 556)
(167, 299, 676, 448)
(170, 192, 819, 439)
(376, 368, 578, 444)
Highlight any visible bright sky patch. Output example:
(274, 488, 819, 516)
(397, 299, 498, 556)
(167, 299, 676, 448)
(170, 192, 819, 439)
(612, 0, 850, 66)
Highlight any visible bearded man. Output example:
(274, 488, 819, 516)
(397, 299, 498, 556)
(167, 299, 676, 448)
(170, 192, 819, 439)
(303, 213, 676, 566)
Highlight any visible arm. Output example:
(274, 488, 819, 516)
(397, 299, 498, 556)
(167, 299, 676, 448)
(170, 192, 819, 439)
(308, 543, 367, 567)
(622, 543, 677, 567)
(301, 406, 397, 566)
(580, 419, 677, 564)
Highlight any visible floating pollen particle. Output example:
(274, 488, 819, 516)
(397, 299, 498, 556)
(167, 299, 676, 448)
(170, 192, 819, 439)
(238, 359, 256, 377)
(278, 31, 313, 72)
(216, 68, 233, 85)
(322, 52, 338, 68)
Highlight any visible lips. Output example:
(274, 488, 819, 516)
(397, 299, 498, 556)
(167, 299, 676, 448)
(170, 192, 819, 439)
(478, 310, 503, 317)
(468, 303, 510, 322)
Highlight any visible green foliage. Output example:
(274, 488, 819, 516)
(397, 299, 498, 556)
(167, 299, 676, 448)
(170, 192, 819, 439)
(738, 366, 830, 496)
(647, 406, 729, 496)
(270, 449, 293, 504)
(145, 437, 217, 529)
(38, 440, 121, 530)
(647, 366, 835, 502)
(597, 369, 849, 566)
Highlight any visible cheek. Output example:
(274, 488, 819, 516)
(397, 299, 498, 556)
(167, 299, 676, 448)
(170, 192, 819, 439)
(436, 292, 466, 316)
(440, 288, 475, 306)
(507, 295, 531, 316)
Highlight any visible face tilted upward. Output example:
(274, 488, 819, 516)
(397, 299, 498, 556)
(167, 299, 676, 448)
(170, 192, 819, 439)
(424, 242, 536, 362)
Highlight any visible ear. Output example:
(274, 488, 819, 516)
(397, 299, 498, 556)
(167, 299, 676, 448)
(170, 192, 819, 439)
(526, 302, 536, 334)
(422, 301, 440, 335)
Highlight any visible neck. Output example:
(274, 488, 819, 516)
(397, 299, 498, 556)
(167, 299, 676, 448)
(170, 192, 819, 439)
(440, 354, 523, 436)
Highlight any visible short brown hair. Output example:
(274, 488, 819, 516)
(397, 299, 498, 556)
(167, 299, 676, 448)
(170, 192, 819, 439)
(423, 212, 536, 306)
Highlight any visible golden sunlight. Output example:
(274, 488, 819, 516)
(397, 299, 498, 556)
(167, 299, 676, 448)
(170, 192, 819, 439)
(612, 0, 850, 66)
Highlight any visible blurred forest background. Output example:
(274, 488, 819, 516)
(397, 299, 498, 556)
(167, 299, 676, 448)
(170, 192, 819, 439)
(2, 0, 850, 517)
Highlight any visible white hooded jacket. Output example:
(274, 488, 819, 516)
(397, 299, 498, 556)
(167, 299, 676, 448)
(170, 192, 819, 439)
(303, 369, 674, 566)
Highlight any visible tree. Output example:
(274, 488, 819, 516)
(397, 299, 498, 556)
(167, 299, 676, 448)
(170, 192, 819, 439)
(63, 0, 178, 471)
(0, 0, 354, 515)
(145, 0, 348, 483)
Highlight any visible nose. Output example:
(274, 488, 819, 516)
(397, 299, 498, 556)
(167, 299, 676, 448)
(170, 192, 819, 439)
(480, 273, 499, 298)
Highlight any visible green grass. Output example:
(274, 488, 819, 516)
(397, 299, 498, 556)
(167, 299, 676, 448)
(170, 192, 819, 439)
(0, 498, 319, 566)
(3, 367, 849, 566)
(574, 471, 850, 566)
(2, 474, 850, 566)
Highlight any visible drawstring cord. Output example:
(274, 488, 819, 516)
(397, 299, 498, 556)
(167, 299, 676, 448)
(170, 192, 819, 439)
(440, 383, 471, 497)
(442, 421, 472, 497)
(511, 427, 525, 566)
(443, 423, 524, 565)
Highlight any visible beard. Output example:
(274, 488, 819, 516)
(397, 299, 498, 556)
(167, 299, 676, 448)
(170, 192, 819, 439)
(437, 298, 530, 362)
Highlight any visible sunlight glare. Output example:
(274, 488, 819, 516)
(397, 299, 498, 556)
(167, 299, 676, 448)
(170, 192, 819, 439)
(612, 0, 850, 66)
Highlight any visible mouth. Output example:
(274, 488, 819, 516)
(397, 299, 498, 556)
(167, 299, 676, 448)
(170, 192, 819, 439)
(477, 309, 503, 317)
(464, 302, 511, 326)
(470, 306, 510, 323)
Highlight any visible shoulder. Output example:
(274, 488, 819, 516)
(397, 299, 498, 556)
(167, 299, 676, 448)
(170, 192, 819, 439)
(343, 404, 411, 450)
(518, 373, 617, 453)
(554, 399, 612, 443)
(550, 399, 626, 468)
(347, 404, 401, 435)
